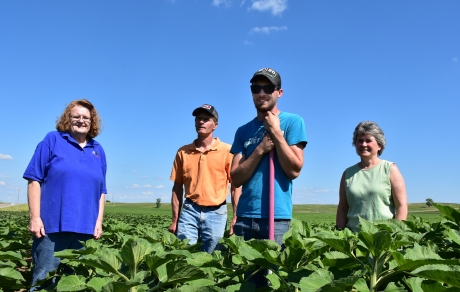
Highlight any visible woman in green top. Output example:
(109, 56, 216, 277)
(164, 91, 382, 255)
(336, 121, 408, 232)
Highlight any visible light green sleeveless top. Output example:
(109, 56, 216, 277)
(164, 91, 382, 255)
(345, 160, 395, 232)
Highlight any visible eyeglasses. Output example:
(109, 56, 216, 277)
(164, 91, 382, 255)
(250, 84, 278, 94)
(70, 116, 91, 123)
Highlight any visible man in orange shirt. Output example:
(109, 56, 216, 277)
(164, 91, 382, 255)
(168, 104, 239, 253)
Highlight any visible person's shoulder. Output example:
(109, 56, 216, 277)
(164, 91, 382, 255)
(42, 131, 65, 144)
(381, 160, 395, 171)
(236, 117, 259, 130)
(216, 139, 232, 150)
(280, 111, 304, 120)
(177, 142, 195, 153)
(344, 163, 361, 176)
(44, 131, 61, 138)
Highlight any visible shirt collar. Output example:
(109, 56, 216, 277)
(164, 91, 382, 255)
(60, 131, 96, 147)
(187, 137, 220, 151)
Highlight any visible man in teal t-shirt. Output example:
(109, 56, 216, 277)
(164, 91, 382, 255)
(230, 68, 307, 288)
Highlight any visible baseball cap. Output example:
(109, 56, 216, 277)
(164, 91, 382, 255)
(250, 68, 282, 88)
(192, 104, 219, 122)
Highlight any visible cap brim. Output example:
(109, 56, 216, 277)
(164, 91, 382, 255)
(250, 74, 277, 86)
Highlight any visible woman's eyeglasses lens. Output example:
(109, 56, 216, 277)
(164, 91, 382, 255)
(250, 85, 276, 94)
(71, 116, 91, 123)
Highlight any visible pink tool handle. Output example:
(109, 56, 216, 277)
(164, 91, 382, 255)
(268, 150, 275, 241)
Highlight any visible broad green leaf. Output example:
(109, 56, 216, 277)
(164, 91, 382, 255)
(186, 251, 215, 267)
(359, 217, 380, 233)
(443, 228, 460, 246)
(403, 277, 424, 292)
(55, 248, 81, 259)
(374, 219, 410, 233)
(382, 282, 407, 291)
(221, 234, 246, 253)
(231, 254, 244, 265)
(318, 271, 365, 292)
(358, 230, 392, 258)
(0, 251, 22, 261)
(101, 281, 141, 292)
(284, 230, 305, 249)
(280, 246, 306, 271)
(290, 218, 311, 237)
(433, 203, 460, 225)
(181, 278, 216, 287)
(322, 251, 360, 269)
(120, 238, 156, 269)
(0, 267, 25, 281)
(411, 264, 460, 287)
(288, 267, 315, 284)
(0, 260, 16, 268)
(155, 262, 168, 283)
(238, 244, 264, 261)
(314, 235, 355, 258)
(146, 250, 192, 272)
(261, 249, 283, 266)
(86, 277, 113, 292)
(421, 279, 460, 291)
(247, 239, 280, 253)
(405, 243, 442, 261)
(162, 261, 207, 285)
(266, 272, 281, 289)
(298, 269, 334, 292)
(56, 275, 86, 291)
(353, 278, 370, 292)
(225, 283, 256, 292)
(174, 285, 221, 292)
(78, 253, 122, 275)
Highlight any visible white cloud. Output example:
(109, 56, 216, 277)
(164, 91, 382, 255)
(126, 184, 152, 189)
(0, 181, 6, 186)
(142, 191, 154, 195)
(154, 185, 165, 189)
(139, 176, 148, 179)
(453, 57, 458, 62)
(0, 154, 13, 160)
(251, 0, 287, 16)
(250, 26, 287, 34)
(212, 0, 232, 6)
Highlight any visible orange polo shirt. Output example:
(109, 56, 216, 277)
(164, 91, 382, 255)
(170, 138, 233, 206)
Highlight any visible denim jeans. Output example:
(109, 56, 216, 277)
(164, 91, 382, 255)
(177, 199, 227, 253)
(233, 217, 291, 288)
(30, 232, 93, 290)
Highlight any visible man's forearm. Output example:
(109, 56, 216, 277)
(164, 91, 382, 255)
(231, 148, 265, 188)
(231, 184, 241, 217)
(271, 130, 304, 179)
(171, 185, 184, 223)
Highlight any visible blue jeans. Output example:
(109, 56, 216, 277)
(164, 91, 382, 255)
(30, 232, 93, 290)
(233, 217, 291, 288)
(177, 199, 227, 253)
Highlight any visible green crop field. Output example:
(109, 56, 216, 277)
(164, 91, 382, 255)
(3, 202, 458, 224)
(2, 202, 460, 291)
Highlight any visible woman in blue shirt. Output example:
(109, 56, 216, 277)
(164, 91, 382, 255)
(23, 99, 107, 288)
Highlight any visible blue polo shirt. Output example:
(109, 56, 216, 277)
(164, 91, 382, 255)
(23, 131, 107, 235)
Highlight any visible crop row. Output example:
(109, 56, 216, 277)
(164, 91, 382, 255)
(1, 203, 460, 291)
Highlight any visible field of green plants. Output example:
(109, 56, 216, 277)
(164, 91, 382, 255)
(2, 203, 460, 291)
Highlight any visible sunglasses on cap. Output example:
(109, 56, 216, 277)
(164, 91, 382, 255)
(250, 84, 279, 94)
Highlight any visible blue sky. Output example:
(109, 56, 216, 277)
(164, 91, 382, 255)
(0, 0, 459, 205)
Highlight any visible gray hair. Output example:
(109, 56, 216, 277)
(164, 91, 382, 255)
(352, 121, 386, 156)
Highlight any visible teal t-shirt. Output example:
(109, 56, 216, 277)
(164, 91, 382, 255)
(230, 112, 307, 219)
(345, 160, 395, 232)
